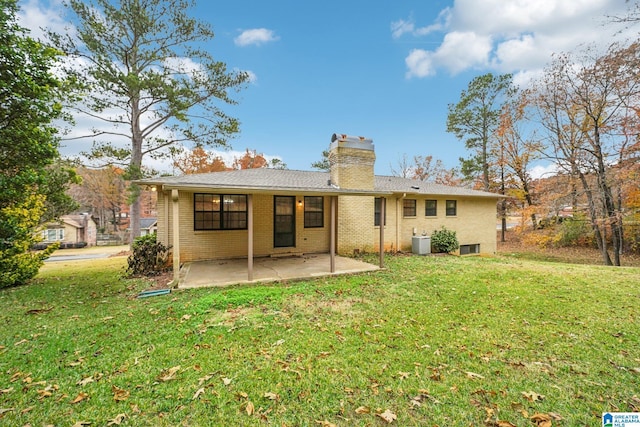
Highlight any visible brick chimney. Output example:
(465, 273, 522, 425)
(328, 133, 375, 190)
(328, 133, 376, 255)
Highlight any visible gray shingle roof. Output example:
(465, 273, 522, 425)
(140, 218, 157, 229)
(138, 169, 500, 198)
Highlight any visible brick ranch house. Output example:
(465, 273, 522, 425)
(138, 134, 501, 283)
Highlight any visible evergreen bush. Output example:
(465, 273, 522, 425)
(431, 226, 460, 254)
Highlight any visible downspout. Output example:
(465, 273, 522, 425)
(379, 197, 385, 268)
(248, 194, 254, 281)
(396, 193, 406, 252)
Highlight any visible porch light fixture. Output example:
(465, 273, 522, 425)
(298, 200, 302, 207)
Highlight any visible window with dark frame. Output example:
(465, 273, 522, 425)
(403, 199, 417, 217)
(425, 199, 437, 216)
(374, 198, 386, 226)
(304, 196, 324, 228)
(446, 200, 457, 216)
(194, 194, 247, 230)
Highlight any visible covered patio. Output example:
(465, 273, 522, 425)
(177, 253, 380, 288)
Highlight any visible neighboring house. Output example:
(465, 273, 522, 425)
(117, 189, 158, 232)
(41, 214, 97, 247)
(140, 218, 158, 236)
(138, 134, 501, 279)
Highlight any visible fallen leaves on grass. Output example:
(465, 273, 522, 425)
(67, 357, 85, 367)
(197, 374, 214, 386)
(158, 365, 181, 382)
(264, 392, 279, 401)
(522, 391, 545, 402)
(410, 389, 442, 406)
(530, 413, 552, 427)
(107, 413, 127, 426)
(112, 386, 129, 402)
(466, 371, 485, 380)
(37, 385, 59, 399)
(77, 377, 94, 386)
(245, 401, 255, 416)
(355, 406, 370, 414)
(0, 408, 14, 416)
(376, 409, 397, 423)
(71, 392, 89, 404)
(25, 307, 53, 315)
(70, 422, 91, 427)
(315, 421, 336, 427)
(192, 388, 205, 400)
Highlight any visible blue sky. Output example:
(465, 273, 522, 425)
(19, 0, 636, 176)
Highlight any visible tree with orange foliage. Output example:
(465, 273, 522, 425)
(232, 149, 268, 170)
(172, 147, 228, 174)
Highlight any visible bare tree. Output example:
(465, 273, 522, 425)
(532, 43, 640, 265)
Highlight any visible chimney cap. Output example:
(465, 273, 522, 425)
(331, 133, 372, 144)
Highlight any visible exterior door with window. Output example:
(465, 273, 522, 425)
(274, 196, 295, 247)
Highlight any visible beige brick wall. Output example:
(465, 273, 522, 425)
(376, 196, 497, 254)
(336, 195, 375, 254)
(336, 195, 496, 256)
(160, 191, 332, 262)
(159, 190, 498, 261)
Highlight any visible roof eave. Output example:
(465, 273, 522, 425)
(154, 183, 392, 196)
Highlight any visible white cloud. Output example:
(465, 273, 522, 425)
(391, 18, 415, 39)
(405, 49, 434, 78)
(163, 57, 204, 76)
(406, 31, 492, 78)
(399, 0, 632, 79)
(433, 31, 492, 74)
(234, 28, 279, 47)
(392, 9, 451, 39)
(17, 0, 69, 40)
(529, 163, 558, 180)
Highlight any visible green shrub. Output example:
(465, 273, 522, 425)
(557, 216, 591, 247)
(126, 234, 171, 277)
(0, 195, 57, 289)
(431, 226, 460, 254)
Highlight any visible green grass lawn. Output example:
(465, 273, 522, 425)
(1, 254, 639, 426)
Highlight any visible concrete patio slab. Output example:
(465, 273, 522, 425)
(178, 254, 380, 288)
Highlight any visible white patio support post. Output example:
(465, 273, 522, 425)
(330, 196, 336, 273)
(171, 189, 180, 284)
(379, 197, 385, 268)
(247, 194, 254, 281)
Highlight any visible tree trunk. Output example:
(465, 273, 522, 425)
(129, 92, 143, 246)
(579, 171, 612, 265)
(593, 133, 621, 266)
